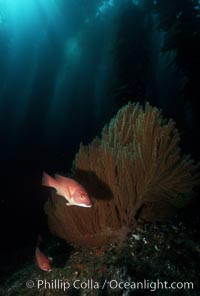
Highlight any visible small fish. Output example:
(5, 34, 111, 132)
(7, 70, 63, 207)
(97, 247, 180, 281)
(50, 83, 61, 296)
(95, 250, 104, 257)
(35, 236, 52, 272)
(42, 171, 92, 207)
(95, 247, 105, 257)
(73, 263, 84, 271)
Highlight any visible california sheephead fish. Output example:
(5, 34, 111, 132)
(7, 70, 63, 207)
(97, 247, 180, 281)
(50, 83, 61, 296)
(42, 171, 92, 207)
(35, 236, 52, 272)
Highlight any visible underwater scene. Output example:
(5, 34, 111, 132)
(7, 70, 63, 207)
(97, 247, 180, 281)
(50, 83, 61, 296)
(0, 0, 200, 295)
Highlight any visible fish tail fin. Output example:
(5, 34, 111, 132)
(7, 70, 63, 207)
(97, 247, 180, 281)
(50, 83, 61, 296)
(42, 171, 56, 188)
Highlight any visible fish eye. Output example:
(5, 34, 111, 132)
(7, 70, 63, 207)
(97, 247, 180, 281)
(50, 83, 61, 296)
(80, 194, 85, 199)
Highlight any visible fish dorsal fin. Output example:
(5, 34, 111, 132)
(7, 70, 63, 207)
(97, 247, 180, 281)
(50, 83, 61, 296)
(54, 174, 67, 181)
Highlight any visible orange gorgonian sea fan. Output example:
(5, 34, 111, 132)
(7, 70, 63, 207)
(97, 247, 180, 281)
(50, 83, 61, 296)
(45, 102, 200, 247)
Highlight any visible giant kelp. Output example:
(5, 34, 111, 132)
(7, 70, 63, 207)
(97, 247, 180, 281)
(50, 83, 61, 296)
(151, 0, 200, 155)
(111, 2, 152, 105)
(45, 103, 199, 247)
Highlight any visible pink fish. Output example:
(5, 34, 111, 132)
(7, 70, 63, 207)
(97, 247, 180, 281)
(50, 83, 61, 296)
(35, 236, 52, 272)
(42, 171, 92, 207)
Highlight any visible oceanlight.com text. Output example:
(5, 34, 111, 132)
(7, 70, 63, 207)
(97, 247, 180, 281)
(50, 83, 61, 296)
(26, 278, 194, 292)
